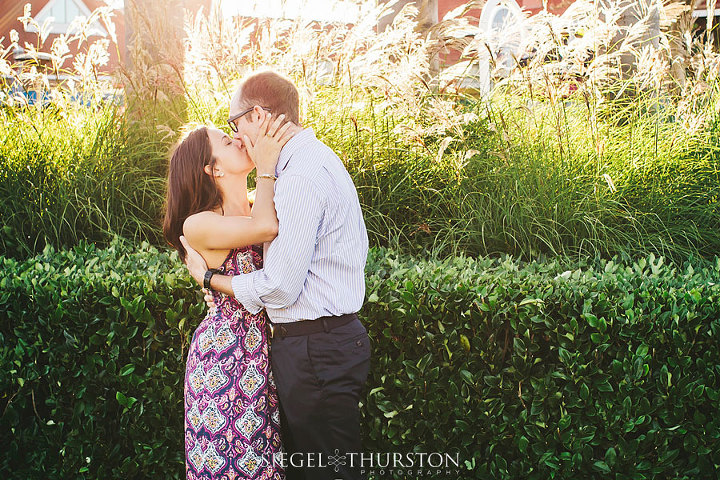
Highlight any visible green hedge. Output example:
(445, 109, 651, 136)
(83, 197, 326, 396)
(363, 252, 720, 478)
(0, 240, 197, 478)
(1, 240, 719, 478)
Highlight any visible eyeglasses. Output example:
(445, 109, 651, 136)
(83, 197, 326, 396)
(227, 106, 271, 133)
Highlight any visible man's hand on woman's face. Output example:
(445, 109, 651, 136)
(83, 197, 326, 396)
(242, 113, 294, 175)
(231, 107, 269, 146)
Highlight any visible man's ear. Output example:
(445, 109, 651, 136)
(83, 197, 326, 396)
(251, 105, 265, 123)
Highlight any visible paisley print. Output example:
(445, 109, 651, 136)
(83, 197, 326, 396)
(184, 246, 283, 480)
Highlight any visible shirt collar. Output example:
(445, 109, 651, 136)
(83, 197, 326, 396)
(276, 128, 316, 175)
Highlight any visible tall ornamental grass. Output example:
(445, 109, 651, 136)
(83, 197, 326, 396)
(0, 101, 167, 258)
(1, 0, 719, 261)
(0, 4, 170, 258)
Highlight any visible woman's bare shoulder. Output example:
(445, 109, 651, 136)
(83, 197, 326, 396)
(182, 211, 221, 241)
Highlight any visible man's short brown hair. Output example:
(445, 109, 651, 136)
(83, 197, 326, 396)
(233, 70, 300, 124)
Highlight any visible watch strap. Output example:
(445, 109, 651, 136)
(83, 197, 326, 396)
(203, 269, 218, 290)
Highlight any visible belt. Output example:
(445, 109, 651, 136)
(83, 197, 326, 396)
(267, 313, 357, 339)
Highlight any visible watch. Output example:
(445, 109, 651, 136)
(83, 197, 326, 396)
(203, 269, 218, 290)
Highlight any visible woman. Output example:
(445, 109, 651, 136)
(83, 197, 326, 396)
(163, 112, 293, 480)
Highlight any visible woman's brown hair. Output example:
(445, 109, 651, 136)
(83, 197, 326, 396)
(163, 126, 222, 261)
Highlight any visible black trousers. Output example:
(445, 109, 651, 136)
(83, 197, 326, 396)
(270, 315, 371, 480)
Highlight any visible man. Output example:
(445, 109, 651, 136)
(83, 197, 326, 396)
(180, 70, 370, 480)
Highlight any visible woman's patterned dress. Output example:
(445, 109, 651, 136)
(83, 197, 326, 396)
(184, 246, 284, 480)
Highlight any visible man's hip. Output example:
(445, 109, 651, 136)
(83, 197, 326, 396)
(269, 314, 371, 396)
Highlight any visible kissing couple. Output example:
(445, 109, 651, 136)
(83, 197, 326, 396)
(163, 70, 371, 480)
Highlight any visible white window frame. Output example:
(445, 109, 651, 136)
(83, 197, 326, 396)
(478, 0, 525, 35)
(693, 9, 720, 18)
(468, 0, 526, 98)
(24, 0, 108, 37)
(477, 0, 526, 69)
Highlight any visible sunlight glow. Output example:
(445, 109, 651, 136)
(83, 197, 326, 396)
(218, 0, 371, 23)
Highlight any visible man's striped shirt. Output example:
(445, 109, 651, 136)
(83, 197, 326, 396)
(231, 128, 368, 323)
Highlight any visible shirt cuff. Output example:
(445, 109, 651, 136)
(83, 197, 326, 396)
(231, 273, 264, 315)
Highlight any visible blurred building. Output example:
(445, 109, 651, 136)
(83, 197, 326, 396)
(0, 0, 212, 75)
(693, 0, 720, 47)
(1, 0, 126, 75)
(2, 0, 717, 76)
